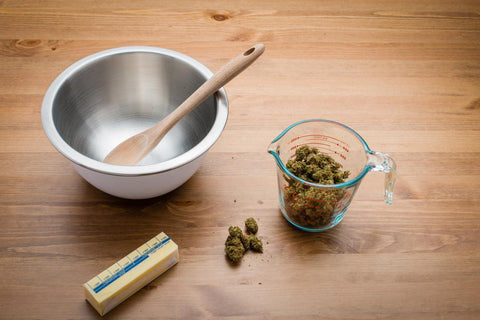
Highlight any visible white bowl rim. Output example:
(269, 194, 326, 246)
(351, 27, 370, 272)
(41, 46, 229, 176)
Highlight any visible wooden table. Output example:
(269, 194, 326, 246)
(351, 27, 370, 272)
(1, 1, 479, 319)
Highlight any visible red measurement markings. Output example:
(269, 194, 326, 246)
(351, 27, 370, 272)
(314, 146, 347, 160)
(282, 185, 353, 213)
(283, 188, 340, 211)
(288, 143, 347, 161)
(290, 134, 350, 151)
(289, 142, 330, 152)
(334, 192, 352, 211)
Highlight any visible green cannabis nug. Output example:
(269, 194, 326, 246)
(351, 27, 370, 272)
(245, 217, 258, 234)
(283, 145, 350, 228)
(225, 218, 263, 264)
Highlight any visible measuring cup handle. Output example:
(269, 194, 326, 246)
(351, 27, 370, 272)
(367, 151, 397, 205)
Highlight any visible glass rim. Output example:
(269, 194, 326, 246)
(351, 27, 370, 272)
(268, 119, 372, 189)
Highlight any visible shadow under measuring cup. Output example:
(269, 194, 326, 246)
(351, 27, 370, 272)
(267, 119, 397, 232)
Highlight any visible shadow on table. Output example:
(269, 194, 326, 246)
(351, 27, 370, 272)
(276, 208, 359, 255)
(62, 177, 185, 258)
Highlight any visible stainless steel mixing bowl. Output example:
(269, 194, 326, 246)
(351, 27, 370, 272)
(41, 46, 228, 199)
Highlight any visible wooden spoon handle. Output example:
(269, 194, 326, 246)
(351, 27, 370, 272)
(149, 43, 265, 142)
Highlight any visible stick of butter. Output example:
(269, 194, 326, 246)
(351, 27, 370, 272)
(83, 232, 179, 316)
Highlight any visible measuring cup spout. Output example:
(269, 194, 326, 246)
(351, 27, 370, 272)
(267, 141, 277, 154)
(367, 151, 397, 205)
(267, 141, 283, 168)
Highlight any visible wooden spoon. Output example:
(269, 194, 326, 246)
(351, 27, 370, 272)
(103, 44, 265, 166)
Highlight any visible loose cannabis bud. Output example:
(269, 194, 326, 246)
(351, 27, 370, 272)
(244, 217, 258, 234)
(225, 226, 246, 264)
(225, 235, 243, 248)
(225, 219, 264, 264)
(225, 245, 245, 264)
(284, 145, 350, 228)
(241, 234, 251, 250)
(248, 235, 263, 253)
(228, 226, 243, 238)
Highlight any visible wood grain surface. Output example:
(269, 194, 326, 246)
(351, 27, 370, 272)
(1, 0, 479, 319)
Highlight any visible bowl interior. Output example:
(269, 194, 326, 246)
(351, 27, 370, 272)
(52, 51, 217, 166)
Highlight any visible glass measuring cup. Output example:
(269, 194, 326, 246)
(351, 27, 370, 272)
(268, 119, 397, 232)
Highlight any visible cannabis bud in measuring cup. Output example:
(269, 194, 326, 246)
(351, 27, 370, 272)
(284, 145, 351, 227)
(268, 119, 397, 232)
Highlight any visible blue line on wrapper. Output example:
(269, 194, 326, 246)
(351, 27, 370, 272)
(92, 236, 171, 294)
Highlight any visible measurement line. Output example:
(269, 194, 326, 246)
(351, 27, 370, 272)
(291, 134, 350, 148)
